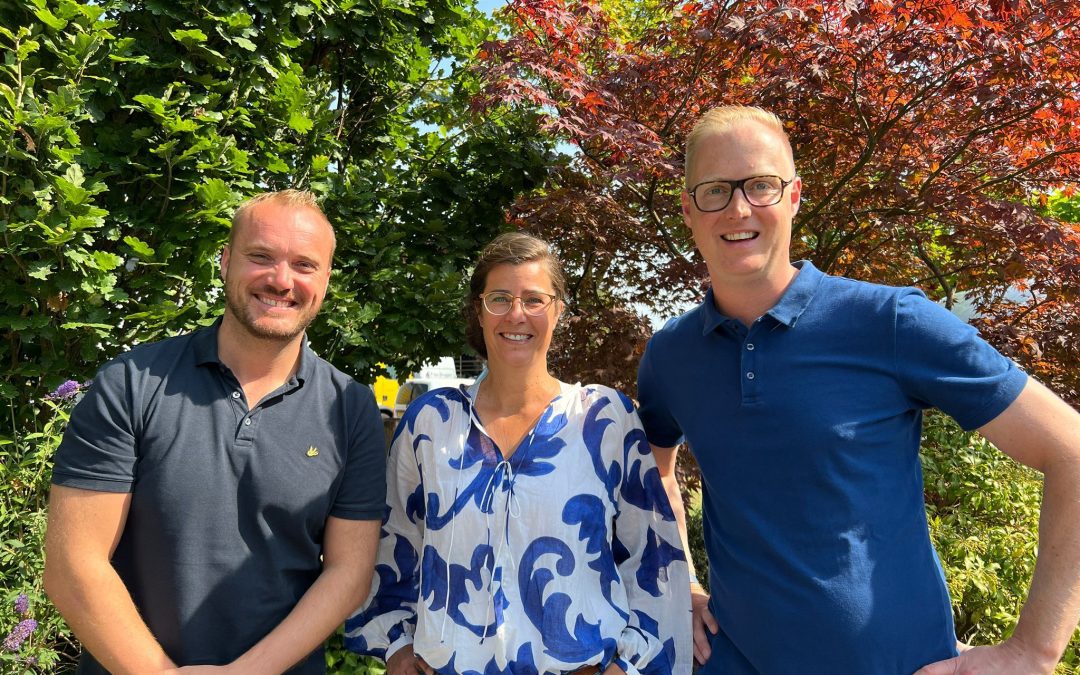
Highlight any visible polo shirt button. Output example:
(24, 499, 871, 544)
(244, 418, 252, 426)
(746, 371, 755, 380)
(232, 391, 241, 399)
(746, 343, 755, 351)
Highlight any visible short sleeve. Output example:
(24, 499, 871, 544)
(51, 356, 138, 492)
(893, 288, 1027, 430)
(331, 382, 389, 520)
(636, 338, 683, 448)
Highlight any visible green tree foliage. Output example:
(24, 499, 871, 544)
(1045, 191, 1080, 226)
(480, 0, 1080, 404)
(1, 0, 551, 669)
(0, 0, 551, 435)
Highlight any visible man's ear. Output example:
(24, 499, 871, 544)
(790, 176, 802, 217)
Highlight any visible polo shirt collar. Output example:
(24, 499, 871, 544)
(699, 260, 823, 334)
(766, 260, 823, 327)
(192, 316, 314, 385)
(699, 287, 737, 335)
(193, 317, 224, 366)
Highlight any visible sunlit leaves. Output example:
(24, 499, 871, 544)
(481, 0, 1080, 405)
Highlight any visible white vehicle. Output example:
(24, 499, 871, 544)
(393, 376, 473, 419)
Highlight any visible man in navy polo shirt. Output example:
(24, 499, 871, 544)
(637, 106, 1080, 674)
(44, 190, 386, 673)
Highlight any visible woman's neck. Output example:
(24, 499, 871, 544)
(479, 366, 561, 415)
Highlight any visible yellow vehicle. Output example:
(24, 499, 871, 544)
(372, 365, 401, 418)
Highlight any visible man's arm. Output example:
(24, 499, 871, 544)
(917, 378, 1080, 674)
(228, 516, 381, 673)
(43, 485, 178, 674)
(651, 443, 718, 665)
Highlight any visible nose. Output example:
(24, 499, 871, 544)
(510, 297, 528, 318)
(502, 296, 528, 320)
(725, 187, 753, 218)
(267, 261, 294, 290)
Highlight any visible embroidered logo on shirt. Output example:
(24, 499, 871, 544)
(306, 446, 319, 457)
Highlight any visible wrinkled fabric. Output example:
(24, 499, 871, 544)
(347, 380, 692, 675)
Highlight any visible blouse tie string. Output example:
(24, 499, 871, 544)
(480, 458, 521, 642)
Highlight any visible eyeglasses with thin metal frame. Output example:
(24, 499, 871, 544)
(479, 291, 558, 316)
(688, 175, 795, 212)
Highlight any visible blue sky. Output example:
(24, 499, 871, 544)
(477, 0, 506, 15)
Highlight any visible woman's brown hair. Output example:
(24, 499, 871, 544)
(464, 232, 567, 359)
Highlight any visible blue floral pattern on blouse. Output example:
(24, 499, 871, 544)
(346, 380, 691, 674)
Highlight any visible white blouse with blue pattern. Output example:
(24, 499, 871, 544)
(345, 379, 692, 674)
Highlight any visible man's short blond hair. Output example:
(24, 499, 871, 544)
(230, 189, 335, 253)
(684, 106, 794, 188)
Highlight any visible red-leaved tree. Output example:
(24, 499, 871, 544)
(478, 0, 1080, 406)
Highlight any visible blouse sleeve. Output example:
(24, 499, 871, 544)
(609, 393, 694, 674)
(344, 418, 425, 662)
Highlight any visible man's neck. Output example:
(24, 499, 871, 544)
(216, 316, 304, 389)
(710, 263, 799, 328)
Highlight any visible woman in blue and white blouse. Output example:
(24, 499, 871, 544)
(346, 233, 691, 675)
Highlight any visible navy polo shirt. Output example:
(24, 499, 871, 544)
(53, 319, 387, 673)
(637, 261, 1027, 674)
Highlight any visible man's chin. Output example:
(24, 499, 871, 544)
(223, 302, 318, 343)
(249, 320, 310, 341)
(234, 315, 312, 342)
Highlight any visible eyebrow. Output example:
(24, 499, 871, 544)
(486, 288, 555, 294)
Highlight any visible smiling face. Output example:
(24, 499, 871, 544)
(681, 119, 801, 290)
(477, 261, 562, 371)
(220, 200, 334, 343)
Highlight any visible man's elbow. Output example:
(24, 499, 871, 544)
(42, 554, 77, 615)
(325, 563, 374, 611)
(42, 540, 102, 615)
(346, 572, 375, 610)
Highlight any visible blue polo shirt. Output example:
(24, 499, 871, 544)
(53, 320, 387, 673)
(637, 261, 1026, 674)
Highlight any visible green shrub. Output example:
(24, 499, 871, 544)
(1, 384, 81, 673)
(325, 626, 385, 674)
(922, 412, 1078, 671)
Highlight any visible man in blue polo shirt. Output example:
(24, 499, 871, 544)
(637, 106, 1080, 674)
(44, 190, 386, 673)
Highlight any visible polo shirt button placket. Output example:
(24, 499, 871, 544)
(741, 331, 760, 403)
(235, 411, 257, 445)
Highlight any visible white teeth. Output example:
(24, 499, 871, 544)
(722, 232, 757, 241)
(258, 296, 294, 308)
(502, 333, 531, 342)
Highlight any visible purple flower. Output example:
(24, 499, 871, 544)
(45, 379, 83, 401)
(13, 594, 28, 616)
(2, 618, 37, 651)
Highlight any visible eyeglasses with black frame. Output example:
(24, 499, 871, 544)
(688, 175, 795, 212)
(480, 291, 558, 316)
